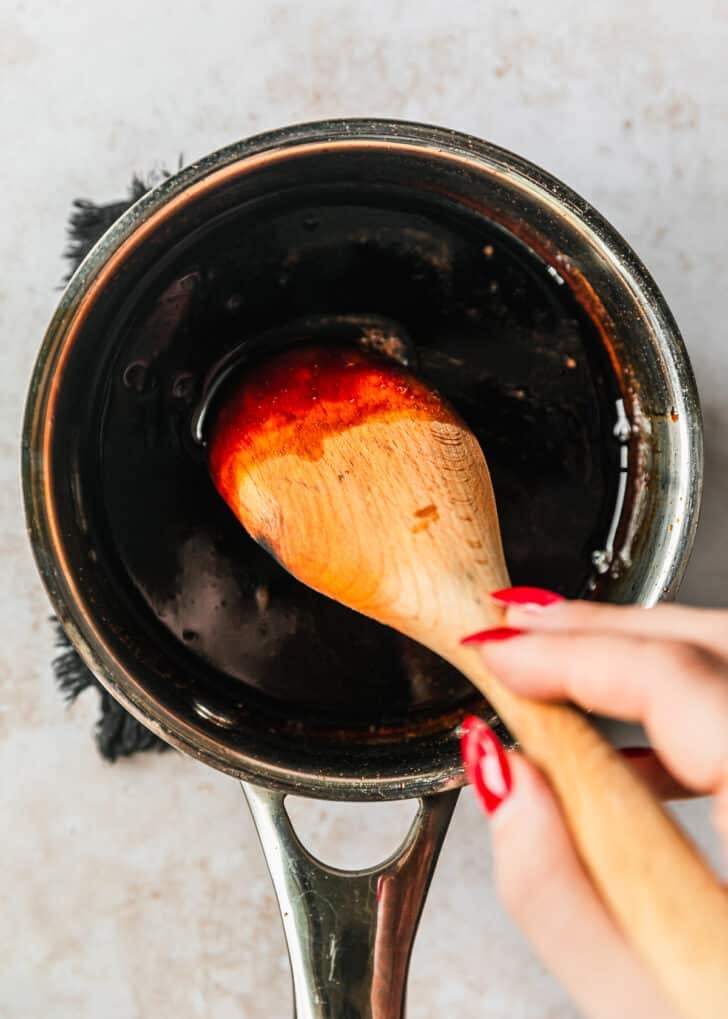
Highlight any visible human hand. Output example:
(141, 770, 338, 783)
(460, 589, 728, 1019)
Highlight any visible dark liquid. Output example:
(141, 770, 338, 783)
(98, 195, 621, 733)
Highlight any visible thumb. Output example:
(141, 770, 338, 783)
(461, 718, 679, 1019)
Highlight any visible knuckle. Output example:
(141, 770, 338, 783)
(638, 638, 714, 680)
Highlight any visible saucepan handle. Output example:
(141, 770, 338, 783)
(242, 783, 459, 1019)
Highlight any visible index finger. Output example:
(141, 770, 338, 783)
(500, 598, 728, 658)
(471, 630, 728, 795)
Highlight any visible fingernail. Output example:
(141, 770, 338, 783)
(461, 716, 513, 815)
(490, 586, 564, 610)
(460, 627, 524, 646)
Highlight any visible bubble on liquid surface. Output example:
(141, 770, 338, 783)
(171, 371, 197, 400)
(613, 399, 631, 442)
(122, 361, 155, 394)
(591, 549, 612, 574)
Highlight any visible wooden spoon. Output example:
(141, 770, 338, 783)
(209, 343, 728, 1019)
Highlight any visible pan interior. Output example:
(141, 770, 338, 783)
(48, 147, 624, 792)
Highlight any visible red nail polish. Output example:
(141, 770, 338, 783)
(620, 747, 654, 759)
(460, 627, 524, 646)
(461, 716, 512, 814)
(490, 586, 564, 609)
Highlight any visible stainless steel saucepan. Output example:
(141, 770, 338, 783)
(23, 120, 701, 1017)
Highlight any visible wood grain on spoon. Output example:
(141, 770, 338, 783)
(209, 345, 508, 638)
(209, 344, 728, 1019)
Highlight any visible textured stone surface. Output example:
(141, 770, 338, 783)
(2, 2, 726, 1015)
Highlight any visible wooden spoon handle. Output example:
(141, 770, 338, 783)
(458, 653, 728, 1019)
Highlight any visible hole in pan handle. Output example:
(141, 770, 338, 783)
(242, 783, 459, 1019)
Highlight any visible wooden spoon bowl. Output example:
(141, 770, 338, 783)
(209, 344, 508, 641)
